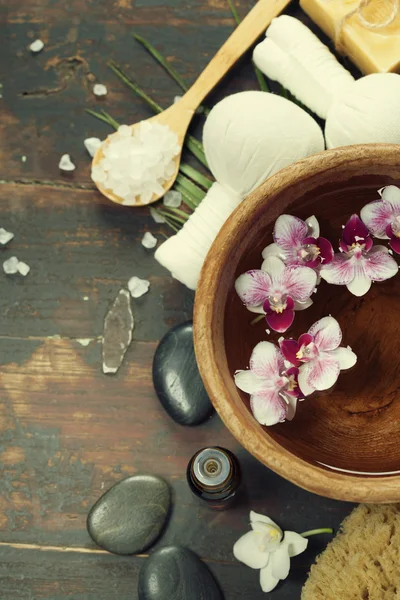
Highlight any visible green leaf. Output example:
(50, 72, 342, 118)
(179, 163, 213, 190)
(133, 34, 189, 92)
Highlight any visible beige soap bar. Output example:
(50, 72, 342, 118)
(300, 0, 400, 74)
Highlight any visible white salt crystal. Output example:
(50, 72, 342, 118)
(389, 249, 394, 255)
(174, 95, 182, 104)
(59, 154, 76, 171)
(3, 256, 19, 275)
(84, 137, 102, 157)
(91, 122, 180, 205)
(93, 84, 107, 97)
(266, 328, 271, 335)
(150, 207, 166, 224)
(163, 190, 182, 208)
(128, 276, 150, 298)
(77, 338, 92, 346)
(0, 228, 14, 245)
(21, 156, 27, 163)
(30, 39, 44, 53)
(83, 296, 89, 301)
(142, 232, 157, 249)
(17, 261, 30, 276)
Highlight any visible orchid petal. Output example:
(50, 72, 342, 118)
(247, 304, 265, 314)
(283, 266, 317, 302)
(261, 242, 284, 260)
(285, 394, 297, 421)
(363, 246, 398, 282)
(249, 341, 284, 379)
(266, 308, 294, 333)
(306, 215, 320, 238)
(234, 370, 261, 394)
(261, 255, 286, 278)
(298, 333, 314, 347)
(360, 200, 393, 238)
(390, 235, 400, 254)
(343, 214, 369, 245)
(294, 298, 313, 311)
(283, 531, 308, 557)
(320, 254, 354, 286)
(308, 316, 342, 352)
(250, 390, 288, 426)
(260, 560, 280, 593)
(250, 512, 280, 531)
(233, 531, 270, 569)
(271, 544, 291, 580)
(273, 214, 307, 251)
(235, 270, 271, 307)
(301, 354, 341, 392)
(330, 347, 357, 370)
(298, 365, 316, 396)
(317, 237, 334, 264)
(381, 185, 400, 209)
(346, 262, 372, 297)
(280, 339, 300, 366)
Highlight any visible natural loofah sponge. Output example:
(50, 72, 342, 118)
(302, 504, 400, 600)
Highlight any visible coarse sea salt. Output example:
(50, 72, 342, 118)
(30, 39, 44, 53)
(91, 122, 180, 206)
(128, 276, 150, 298)
(3, 256, 19, 275)
(163, 190, 182, 208)
(142, 232, 157, 249)
(93, 83, 107, 97)
(84, 137, 102, 157)
(150, 207, 166, 224)
(17, 261, 30, 276)
(0, 228, 14, 245)
(59, 154, 76, 171)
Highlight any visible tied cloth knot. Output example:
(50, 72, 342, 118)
(335, 0, 399, 53)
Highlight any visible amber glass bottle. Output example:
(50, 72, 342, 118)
(187, 447, 241, 510)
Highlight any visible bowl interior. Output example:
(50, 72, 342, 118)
(224, 167, 400, 476)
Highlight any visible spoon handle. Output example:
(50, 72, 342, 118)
(181, 0, 291, 109)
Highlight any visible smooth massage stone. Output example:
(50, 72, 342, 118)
(87, 475, 170, 555)
(152, 321, 214, 426)
(138, 546, 223, 600)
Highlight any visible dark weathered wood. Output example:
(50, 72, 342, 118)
(0, 1, 355, 598)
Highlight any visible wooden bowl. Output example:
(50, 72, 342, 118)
(194, 144, 400, 503)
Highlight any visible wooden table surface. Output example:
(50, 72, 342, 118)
(1, 1, 354, 598)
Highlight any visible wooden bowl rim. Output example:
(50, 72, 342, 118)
(194, 143, 400, 503)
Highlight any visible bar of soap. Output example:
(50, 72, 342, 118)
(300, 0, 400, 74)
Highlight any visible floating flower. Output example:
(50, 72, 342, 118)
(320, 214, 398, 296)
(234, 341, 303, 426)
(361, 185, 400, 254)
(262, 214, 334, 270)
(280, 316, 357, 396)
(235, 256, 317, 332)
(233, 511, 308, 593)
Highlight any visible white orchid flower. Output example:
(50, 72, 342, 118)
(233, 511, 308, 593)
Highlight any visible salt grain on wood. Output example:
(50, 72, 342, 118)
(128, 276, 150, 298)
(163, 190, 182, 208)
(150, 207, 166, 224)
(17, 261, 30, 276)
(3, 257, 19, 275)
(93, 84, 107, 97)
(91, 122, 180, 206)
(142, 232, 157, 249)
(84, 137, 102, 157)
(59, 154, 76, 171)
(0, 228, 14, 245)
(30, 39, 44, 53)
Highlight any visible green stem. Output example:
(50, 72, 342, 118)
(100, 110, 120, 130)
(250, 314, 265, 325)
(133, 34, 189, 92)
(158, 208, 188, 225)
(161, 206, 190, 220)
(176, 174, 206, 204)
(86, 108, 120, 130)
(174, 182, 198, 211)
(301, 528, 333, 538)
(179, 163, 213, 190)
(164, 216, 180, 232)
(227, 0, 269, 92)
(108, 61, 208, 168)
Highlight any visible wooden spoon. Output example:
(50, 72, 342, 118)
(92, 0, 291, 206)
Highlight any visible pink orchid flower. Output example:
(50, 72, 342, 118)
(234, 341, 304, 426)
(361, 185, 400, 254)
(280, 316, 357, 396)
(262, 214, 334, 270)
(320, 214, 398, 297)
(235, 256, 317, 333)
